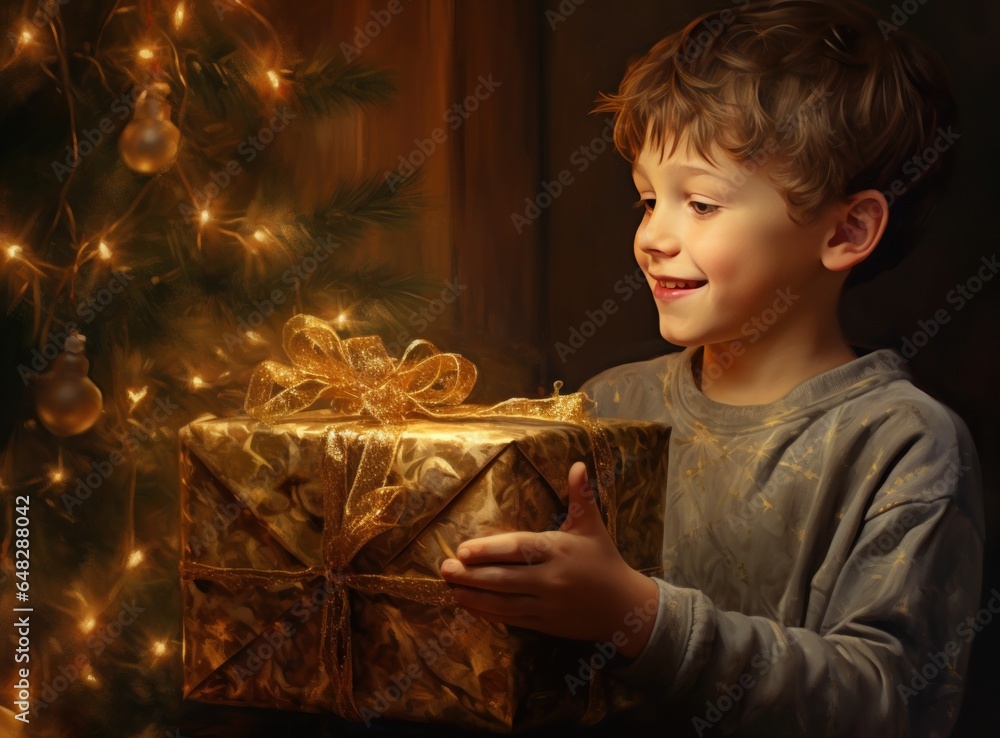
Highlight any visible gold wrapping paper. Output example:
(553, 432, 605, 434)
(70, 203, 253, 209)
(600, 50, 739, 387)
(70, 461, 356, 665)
(179, 412, 669, 731)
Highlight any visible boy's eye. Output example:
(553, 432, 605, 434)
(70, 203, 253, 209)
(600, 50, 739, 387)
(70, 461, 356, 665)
(690, 201, 720, 216)
(632, 198, 655, 213)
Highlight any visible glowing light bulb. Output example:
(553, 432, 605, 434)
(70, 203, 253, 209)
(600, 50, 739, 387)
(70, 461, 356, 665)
(98, 241, 112, 260)
(81, 617, 96, 634)
(337, 313, 347, 325)
(126, 549, 144, 568)
(173, 3, 185, 28)
(127, 386, 148, 408)
(267, 70, 281, 89)
(20, 30, 32, 45)
(48, 468, 65, 484)
(199, 209, 210, 225)
(152, 640, 168, 656)
(190, 375, 206, 390)
(7, 244, 23, 259)
(253, 229, 267, 242)
(138, 47, 154, 60)
(245, 330, 263, 343)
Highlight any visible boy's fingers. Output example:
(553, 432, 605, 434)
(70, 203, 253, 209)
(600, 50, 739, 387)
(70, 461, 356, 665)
(560, 461, 605, 534)
(450, 586, 537, 619)
(439, 559, 539, 593)
(567, 460, 590, 495)
(453, 531, 556, 565)
(457, 605, 538, 631)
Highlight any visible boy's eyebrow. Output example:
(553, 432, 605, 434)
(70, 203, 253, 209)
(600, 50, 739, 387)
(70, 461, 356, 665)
(676, 164, 730, 181)
(632, 162, 731, 182)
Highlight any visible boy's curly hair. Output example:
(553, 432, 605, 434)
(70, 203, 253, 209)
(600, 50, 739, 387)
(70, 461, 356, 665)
(594, 0, 959, 288)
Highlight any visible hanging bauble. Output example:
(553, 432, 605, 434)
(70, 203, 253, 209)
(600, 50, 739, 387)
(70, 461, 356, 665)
(118, 82, 181, 174)
(35, 332, 104, 437)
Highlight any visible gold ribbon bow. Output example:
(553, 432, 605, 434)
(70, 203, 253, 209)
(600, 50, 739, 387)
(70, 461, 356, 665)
(244, 313, 477, 424)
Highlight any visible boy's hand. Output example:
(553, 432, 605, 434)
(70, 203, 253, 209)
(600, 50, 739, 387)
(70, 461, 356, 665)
(439, 462, 660, 659)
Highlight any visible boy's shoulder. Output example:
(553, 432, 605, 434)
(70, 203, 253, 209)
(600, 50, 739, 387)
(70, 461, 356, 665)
(838, 368, 982, 526)
(829, 350, 975, 455)
(578, 349, 688, 423)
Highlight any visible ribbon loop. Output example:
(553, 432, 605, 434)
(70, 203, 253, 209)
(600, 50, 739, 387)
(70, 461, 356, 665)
(246, 315, 477, 424)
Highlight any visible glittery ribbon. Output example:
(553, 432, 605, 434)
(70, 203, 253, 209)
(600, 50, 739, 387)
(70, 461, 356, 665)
(227, 315, 620, 721)
(244, 313, 477, 424)
(319, 427, 455, 720)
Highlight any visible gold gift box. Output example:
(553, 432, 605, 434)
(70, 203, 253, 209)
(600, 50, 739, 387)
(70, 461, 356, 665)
(179, 411, 668, 731)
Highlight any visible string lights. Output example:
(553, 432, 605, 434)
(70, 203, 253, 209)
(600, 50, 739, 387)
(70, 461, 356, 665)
(126, 549, 145, 569)
(127, 385, 149, 410)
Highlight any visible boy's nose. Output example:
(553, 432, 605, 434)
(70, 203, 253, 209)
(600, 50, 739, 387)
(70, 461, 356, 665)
(637, 214, 681, 257)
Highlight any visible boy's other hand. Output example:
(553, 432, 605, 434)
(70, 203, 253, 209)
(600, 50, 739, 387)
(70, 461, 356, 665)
(439, 462, 660, 659)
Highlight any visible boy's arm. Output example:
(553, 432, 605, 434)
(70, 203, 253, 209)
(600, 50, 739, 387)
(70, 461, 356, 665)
(443, 413, 984, 737)
(626, 493, 982, 737)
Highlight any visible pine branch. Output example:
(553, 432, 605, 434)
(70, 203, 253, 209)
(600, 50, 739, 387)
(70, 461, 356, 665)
(287, 48, 395, 116)
(185, 54, 264, 130)
(246, 170, 423, 255)
(344, 265, 439, 324)
(315, 171, 422, 241)
(303, 263, 443, 343)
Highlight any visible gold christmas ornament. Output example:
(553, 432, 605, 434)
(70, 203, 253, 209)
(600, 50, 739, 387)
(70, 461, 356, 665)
(118, 82, 181, 174)
(36, 332, 103, 437)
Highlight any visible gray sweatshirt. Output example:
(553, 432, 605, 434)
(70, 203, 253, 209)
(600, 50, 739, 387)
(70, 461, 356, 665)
(579, 346, 984, 737)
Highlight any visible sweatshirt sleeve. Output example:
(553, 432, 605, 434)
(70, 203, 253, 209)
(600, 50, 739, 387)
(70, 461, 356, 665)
(612, 406, 985, 738)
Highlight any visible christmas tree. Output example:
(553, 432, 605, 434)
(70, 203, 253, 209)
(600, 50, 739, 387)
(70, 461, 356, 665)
(0, 1, 429, 735)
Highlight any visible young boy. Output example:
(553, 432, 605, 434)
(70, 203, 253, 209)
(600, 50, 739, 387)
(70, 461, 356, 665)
(440, 0, 984, 734)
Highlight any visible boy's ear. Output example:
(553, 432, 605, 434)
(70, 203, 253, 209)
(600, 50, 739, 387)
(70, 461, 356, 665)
(821, 190, 889, 272)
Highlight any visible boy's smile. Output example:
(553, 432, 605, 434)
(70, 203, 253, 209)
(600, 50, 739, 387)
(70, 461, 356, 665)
(650, 278, 707, 302)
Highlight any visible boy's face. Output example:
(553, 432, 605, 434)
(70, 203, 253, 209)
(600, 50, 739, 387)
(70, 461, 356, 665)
(631, 132, 837, 349)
